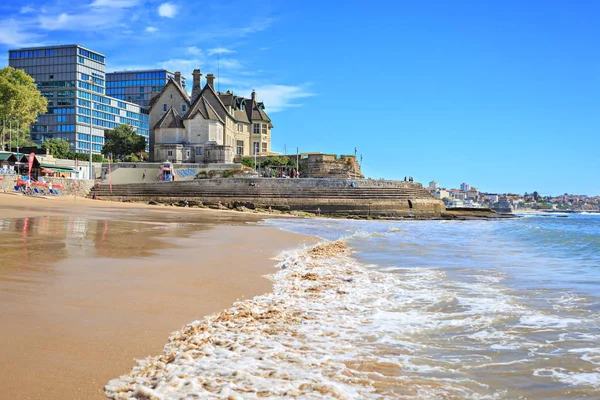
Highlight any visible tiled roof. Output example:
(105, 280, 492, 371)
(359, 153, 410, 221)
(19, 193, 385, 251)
(217, 92, 234, 107)
(245, 96, 271, 123)
(154, 107, 185, 130)
(184, 96, 223, 123)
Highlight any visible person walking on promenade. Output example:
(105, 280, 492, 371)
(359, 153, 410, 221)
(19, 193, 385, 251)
(142, 171, 146, 181)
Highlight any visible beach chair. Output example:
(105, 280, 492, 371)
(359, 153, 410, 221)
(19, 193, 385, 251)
(54, 190, 61, 196)
(14, 185, 19, 192)
(34, 188, 39, 194)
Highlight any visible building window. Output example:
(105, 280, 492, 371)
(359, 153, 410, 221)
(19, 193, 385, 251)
(167, 150, 173, 156)
(49, 75, 54, 80)
(253, 142, 259, 155)
(182, 104, 186, 112)
(238, 124, 243, 132)
(195, 147, 203, 155)
(262, 142, 267, 152)
(262, 124, 267, 134)
(236, 140, 244, 155)
(186, 150, 190, 158)
(253, 123, 260, 134)
(163, 104, 167, 111)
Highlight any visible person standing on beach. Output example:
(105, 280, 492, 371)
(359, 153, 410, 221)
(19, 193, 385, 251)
(316, 207, 321, 216)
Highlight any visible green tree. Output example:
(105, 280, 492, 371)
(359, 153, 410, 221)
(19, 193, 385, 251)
(42, 138, 70, 159)
(533, 191, 540, 202)
(240, 157, 255, 168)
(0, 67, 47, 144)
(124, 153, 139, 162)
(101, 124, 146, 160)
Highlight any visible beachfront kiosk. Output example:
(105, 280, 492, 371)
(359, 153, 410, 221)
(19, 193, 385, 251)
(158, 161, 174, 181)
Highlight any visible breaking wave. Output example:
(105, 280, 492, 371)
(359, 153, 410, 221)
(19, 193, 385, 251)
(106, 230, 600, 399)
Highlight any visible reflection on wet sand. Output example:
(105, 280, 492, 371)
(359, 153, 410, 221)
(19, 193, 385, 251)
(0, 198, 309, 400)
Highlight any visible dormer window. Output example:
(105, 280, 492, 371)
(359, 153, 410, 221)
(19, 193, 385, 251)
(182, 104, 186, 112)
(163, 104, 167, 111)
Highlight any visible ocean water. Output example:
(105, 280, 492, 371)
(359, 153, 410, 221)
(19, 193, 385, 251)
(106, 214, 600, 399)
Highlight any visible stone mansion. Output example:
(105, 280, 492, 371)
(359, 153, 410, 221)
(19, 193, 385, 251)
(148, 69, 272, 163)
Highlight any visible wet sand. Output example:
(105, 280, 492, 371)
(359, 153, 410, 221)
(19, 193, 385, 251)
(0, 194, 316, 399)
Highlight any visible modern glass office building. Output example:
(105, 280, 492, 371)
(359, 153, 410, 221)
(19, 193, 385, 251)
(105, 70, 185, 109)
(8, 45, 149, 154)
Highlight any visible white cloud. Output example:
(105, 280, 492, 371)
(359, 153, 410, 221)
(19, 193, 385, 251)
(186, 46, 203, 56)
(247, 84, 315, 113)
(145, 26, 158, 33)
(207, 47, 235, 56)
(218, 59, 242, 69)
(20, 6, 36, 14)
(0, 19, 43, 47)
(39, 13, 73, 30)
(90, 0, 140, 8)
(238, 17, 273, 37)
(158, 2, 177, 18)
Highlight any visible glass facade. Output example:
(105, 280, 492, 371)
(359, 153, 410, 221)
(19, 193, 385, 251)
(8, 44, 149, 154)
(105, 69, 185, 109)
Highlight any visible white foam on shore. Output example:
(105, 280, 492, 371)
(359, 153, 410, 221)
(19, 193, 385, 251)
(105, 238, 600, 399)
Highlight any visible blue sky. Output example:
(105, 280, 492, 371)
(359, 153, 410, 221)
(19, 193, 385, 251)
(0, 0, 598, 195)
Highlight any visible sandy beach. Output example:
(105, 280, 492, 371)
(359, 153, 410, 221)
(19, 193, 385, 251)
(0, 194, 316, 399)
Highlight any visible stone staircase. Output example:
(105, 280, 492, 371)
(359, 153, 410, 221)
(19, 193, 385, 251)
(90, 179, 444, 218)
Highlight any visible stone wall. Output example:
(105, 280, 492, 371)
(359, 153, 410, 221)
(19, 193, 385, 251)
(90, 178, 444, 218)
(299, 154, 363, 179)
(99, 162, 244, 184)
(0, 175, 94, 197)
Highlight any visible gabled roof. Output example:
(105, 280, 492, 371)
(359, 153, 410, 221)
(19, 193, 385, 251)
(245, 95, 271, 123)
(194, 83, 230, 122)
(217, 92, 234, 107)
(233, 109, 250, 123)
(216, 92, 250, 123)
(154, 107, 185, 130)
(149, 78, 190, 110)
(183, 96, 224, 124)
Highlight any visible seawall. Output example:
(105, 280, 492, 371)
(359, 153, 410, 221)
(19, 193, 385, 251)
(90, 178, 445, 219)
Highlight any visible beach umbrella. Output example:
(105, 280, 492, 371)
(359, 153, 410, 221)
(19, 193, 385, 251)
(41, 169, 54, 174)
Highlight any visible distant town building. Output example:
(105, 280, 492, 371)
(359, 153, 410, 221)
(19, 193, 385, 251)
(106, 69, 185, 109)
(451, 190, 467, 200)
(8, 44, 149, 154)
(150, 69, 272, 163)
(460, 182, 471, 191)
(447, 198, 465, 208)
(467, 188, 479, 199)
(429, 180, 439, 189)
(486, 194, 500, 203)
(433, 189, 450, 200)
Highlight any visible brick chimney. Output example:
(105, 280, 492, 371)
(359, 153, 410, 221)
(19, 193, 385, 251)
(251, 90, 256, 102)
(206, 73, 215, 90)
(174, 71, 182, 86)
(191, 68, 202, 104)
